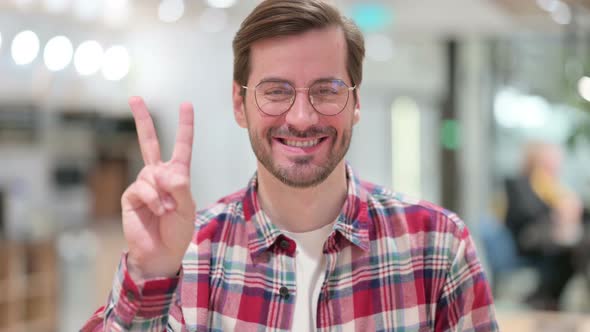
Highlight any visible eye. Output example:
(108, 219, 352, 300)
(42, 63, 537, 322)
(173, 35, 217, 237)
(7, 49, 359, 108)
(312, 81, 343, 97)
(258, 82, 294, 100)
(264, 88, 291, 96)
(317, 87, 338, 95)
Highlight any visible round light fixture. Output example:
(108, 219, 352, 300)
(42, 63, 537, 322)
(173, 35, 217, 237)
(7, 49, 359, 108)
(44, 35, 74, 71)
(102, 45, 130, 81)
(11, 30, 40, 65)
(74, 40, 104, 75)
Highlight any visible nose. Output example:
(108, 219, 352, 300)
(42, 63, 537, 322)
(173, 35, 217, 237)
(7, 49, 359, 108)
(284, 89, 319, 130)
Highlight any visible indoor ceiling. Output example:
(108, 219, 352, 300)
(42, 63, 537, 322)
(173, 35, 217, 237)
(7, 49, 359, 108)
(1, 0, 589, 36)
(494, 0, 590, 15)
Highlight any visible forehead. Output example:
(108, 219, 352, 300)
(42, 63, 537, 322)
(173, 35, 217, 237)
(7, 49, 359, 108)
(248, 26, 348, 84)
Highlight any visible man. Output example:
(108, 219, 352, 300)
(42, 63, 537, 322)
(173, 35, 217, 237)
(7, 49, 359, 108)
(83, 0, 498, 331)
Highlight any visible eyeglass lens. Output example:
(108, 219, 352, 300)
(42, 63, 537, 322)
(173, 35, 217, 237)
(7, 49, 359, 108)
(254, 80, 351, 116)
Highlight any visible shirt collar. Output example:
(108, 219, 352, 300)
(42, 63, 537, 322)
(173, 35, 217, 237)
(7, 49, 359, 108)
(243, 163, 371, 260)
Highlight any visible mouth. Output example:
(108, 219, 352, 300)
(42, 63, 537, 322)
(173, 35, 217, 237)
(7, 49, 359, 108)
(277, 137, 326, 147)
(272, 136, 330, 153)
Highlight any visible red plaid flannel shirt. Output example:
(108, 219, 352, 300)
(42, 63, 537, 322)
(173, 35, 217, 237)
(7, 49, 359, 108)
(82, 165, 498, 331)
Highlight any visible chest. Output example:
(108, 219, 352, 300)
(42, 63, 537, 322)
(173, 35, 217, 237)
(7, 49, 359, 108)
(189, 239, 442, 331)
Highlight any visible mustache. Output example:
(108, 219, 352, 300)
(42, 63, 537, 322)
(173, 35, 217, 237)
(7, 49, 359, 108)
(269, 125, 336, 138)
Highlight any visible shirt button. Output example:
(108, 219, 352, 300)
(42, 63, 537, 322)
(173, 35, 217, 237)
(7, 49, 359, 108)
(126, 291, 136, 302)
(279, 286, 290, 299)
(279, 239, 290, 250)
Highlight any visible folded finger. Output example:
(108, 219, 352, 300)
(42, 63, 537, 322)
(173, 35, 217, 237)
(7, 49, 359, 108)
(155, 169, 195, 221)
(123, 179, 166, 216)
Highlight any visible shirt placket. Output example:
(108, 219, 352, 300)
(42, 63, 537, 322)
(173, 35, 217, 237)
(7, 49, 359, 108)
(316, 237, 339, 331)
(270, 236, 297, 331)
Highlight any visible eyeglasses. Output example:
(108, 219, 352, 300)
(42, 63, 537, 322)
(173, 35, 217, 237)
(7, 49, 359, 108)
(242, 79, 356, 116)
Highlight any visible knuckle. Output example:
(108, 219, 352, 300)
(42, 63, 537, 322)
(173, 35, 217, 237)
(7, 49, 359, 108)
(121, 190, 130, 205)
(129, 179, 156, 201)
(122, 185, 133, 197)
(170, 159, 189, 170)
(122, 182, 139, 200)
(144, 191, 160, 206)
(171, 177, 190, 191)
(137, 165, 157, 182)
(141, 185, 159, 203)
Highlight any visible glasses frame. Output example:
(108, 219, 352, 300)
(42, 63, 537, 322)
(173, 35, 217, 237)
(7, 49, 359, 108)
(242, 79, 357, 117)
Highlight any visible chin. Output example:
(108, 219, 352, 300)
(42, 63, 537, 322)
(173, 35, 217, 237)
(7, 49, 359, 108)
(267, 157, 338, 188)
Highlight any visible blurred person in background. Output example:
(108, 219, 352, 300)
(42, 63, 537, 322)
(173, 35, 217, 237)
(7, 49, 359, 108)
(82, 0, 498, 331)
(505, 141, 588, 310)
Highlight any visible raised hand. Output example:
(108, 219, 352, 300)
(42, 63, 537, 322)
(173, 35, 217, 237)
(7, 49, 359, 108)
(121, 96, 196, 281)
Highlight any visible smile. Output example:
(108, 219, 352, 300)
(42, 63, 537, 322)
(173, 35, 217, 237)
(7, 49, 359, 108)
(281, 138, 321, 147)
(274, 136, 329, 149)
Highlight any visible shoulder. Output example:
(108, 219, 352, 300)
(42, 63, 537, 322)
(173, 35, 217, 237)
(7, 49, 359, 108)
(360, 180, 467, 239)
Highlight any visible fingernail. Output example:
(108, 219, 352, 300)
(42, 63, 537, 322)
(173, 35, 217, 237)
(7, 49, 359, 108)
(163, 195, 176, 210)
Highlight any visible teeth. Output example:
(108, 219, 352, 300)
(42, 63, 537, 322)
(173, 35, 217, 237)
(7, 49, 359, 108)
(284, 139, 320, 147)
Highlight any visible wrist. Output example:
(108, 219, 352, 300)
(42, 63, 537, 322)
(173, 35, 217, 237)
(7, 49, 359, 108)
(126, 253, 181, 282)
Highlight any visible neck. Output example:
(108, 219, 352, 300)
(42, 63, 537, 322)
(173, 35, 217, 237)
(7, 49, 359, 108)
(256, 161, 348, 233)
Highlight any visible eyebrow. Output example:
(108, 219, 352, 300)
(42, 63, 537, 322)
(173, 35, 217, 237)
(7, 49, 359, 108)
(258, 76, 343, 85)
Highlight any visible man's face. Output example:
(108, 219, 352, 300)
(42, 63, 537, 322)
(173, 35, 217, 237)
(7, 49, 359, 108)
(232, 26, 360, 188)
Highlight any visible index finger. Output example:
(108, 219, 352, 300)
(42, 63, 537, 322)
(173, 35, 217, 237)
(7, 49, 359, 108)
(129, 96, 161, 165)
(171, 102, 194, 172)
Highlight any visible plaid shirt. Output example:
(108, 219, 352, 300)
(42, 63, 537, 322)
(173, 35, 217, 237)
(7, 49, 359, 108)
(82, 164, 498, 331)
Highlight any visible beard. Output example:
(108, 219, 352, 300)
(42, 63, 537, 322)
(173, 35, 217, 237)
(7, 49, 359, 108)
(246, 118, 352, 188)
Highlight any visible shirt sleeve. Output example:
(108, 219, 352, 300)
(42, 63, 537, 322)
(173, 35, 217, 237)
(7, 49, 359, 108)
(81, 253, 182, 332)
(434, 225, 500, 332)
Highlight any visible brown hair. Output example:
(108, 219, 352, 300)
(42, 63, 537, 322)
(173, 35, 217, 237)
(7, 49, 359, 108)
(232, 0, 365, 94)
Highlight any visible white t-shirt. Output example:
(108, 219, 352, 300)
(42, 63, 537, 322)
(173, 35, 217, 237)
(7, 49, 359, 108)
(282, 222, 334, 332)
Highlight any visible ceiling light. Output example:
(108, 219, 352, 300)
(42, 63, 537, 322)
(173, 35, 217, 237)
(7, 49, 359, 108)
(206, 0, 237, 9)
(158, 0, 185, 23)
(578, 76, 590, 102)
(44, 35, 74, 71)
(102, 45, 130, 81)
(551, 2, 571, 25)
(536, 0, 560, 12)
(11, 30, 40, 65)
(74, 40, 104, 75)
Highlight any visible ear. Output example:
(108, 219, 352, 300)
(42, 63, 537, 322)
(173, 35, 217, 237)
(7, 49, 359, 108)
(352, 89, 361, 125)
(232, 81, 248, 128)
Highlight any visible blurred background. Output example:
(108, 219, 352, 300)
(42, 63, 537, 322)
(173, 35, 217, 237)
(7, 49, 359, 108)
(0, 0, 590, 331)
